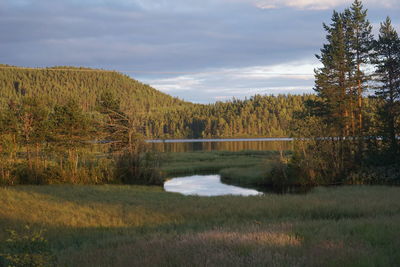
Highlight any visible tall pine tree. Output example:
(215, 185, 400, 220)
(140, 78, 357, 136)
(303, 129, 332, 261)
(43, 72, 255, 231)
(314, 11, 353, 176)
(315, 11, 352, 138)
(312, 0, 374, 179)
(348, 0, 373, 139)
(373, 17, 400, 158)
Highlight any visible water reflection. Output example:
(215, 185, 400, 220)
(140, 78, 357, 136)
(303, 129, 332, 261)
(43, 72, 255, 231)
(148, 138, 293, 152)
(164, 175, 262, 196)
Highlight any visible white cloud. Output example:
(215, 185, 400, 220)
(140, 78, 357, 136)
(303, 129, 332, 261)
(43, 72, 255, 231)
(148, 76, 204, 92)
(69, 0, 398, 12)
(249, 0, 399, 10)
(232, 61, 319, 80)
(140, 60, 319, 102)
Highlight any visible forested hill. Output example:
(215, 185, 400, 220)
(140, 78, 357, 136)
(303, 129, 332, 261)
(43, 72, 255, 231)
(146, 95, 318, 138)
(0, 65, 189, 113)
(0, 65, 323, 138)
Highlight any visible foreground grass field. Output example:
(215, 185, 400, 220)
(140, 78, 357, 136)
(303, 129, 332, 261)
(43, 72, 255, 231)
(0, 185, 399, 266)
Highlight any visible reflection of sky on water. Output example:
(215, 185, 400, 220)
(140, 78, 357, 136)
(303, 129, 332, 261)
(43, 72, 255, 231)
(164, 175, 262, 196)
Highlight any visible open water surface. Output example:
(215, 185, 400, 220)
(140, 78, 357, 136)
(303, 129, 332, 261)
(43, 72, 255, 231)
(164, 174, 262, 196)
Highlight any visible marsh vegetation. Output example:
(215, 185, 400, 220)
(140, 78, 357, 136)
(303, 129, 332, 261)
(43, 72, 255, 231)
(1, 185, 399, 266)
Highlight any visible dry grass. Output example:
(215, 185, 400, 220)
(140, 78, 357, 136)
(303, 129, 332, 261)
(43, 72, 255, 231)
(0, 185, 400, 266)
(60, 225, 302, 267)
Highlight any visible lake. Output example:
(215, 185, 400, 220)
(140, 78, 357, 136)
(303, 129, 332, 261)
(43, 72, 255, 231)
(164, 174, 262, 196)
(147, 137, 294, 152)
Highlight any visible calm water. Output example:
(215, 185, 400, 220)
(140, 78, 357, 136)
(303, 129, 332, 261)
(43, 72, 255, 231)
(147, 138, 293, 152)
(159, 138, 294, 196)
(164, 174, 262, 196)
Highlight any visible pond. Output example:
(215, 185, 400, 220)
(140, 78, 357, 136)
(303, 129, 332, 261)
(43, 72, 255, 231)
(164, 174, 262, 196)
(147, 138, 294, 152)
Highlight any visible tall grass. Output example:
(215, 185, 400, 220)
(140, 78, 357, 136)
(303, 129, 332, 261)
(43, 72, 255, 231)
(0, 146, 163, 185)
(0, 185, 399, 266)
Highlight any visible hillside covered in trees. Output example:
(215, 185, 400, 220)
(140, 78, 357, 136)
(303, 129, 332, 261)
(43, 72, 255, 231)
(0, 65, 315, 138)
(0, 65, 188, 114)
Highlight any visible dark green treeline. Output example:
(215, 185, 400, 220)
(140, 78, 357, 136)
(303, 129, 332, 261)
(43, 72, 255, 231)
(147, 94, 315, 138)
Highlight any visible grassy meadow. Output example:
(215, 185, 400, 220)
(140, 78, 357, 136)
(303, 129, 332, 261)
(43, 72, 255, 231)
(0, 185, 400, 266)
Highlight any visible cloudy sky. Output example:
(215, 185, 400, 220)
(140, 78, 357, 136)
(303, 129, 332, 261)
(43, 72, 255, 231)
(1, 0, 399, 103)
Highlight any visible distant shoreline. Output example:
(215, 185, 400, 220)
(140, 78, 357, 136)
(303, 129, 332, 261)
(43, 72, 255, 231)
(146, 138, 294, 143)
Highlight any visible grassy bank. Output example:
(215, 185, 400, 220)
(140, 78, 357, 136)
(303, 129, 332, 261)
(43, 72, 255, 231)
(220, 167, 269, 187)
(0, 185, 399, 266)
(161, 150, 277, 177)
(161, 150, 279, 191)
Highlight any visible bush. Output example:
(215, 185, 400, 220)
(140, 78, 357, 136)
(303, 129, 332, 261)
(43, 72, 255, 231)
(1, 225, 54, 267)
(115, 151, 163, 185)
(347, 165, 400, 185)
(12, 163, 62, 185)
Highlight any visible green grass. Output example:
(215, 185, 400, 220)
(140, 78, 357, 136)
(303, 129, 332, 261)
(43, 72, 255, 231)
(220, 167, 269, 187)
(161, 150, 277, 177)
(1, 185, 400, 266)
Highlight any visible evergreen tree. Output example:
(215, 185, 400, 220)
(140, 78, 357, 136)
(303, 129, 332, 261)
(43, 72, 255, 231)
(50, 100, 93, 144)
(372, 17, 400, 158)
(347, 0, 374, 160)
(307, 1, 374, 180)
(315, 11, 351, 138)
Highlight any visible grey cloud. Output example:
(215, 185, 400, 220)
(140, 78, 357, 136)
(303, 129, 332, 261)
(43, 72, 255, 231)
(0, 0, 330, 69)
(140, 61, 317, 103)
(0, 0, 399, 102)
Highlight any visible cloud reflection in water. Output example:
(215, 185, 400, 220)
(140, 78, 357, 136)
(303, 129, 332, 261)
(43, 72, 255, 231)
(164, 175, 261, 196)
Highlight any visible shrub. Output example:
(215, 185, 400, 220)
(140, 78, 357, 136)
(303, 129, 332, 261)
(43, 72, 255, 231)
(115, 151, 163, 185)
(12, 163, 62, 185)
(1, 225, 54, 267)
(347, 165, 400, 185)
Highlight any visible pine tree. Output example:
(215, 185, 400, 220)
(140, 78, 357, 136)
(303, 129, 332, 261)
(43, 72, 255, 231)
(373, 17, 400, 158)
(314, 1, 374, 164)
(315, 11, 352, 138)
(314, 10, 356, 177)
(348, 0, 373, 136)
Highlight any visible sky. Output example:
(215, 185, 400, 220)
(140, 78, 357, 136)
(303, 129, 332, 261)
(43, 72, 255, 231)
(0, 0, 399, 103)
